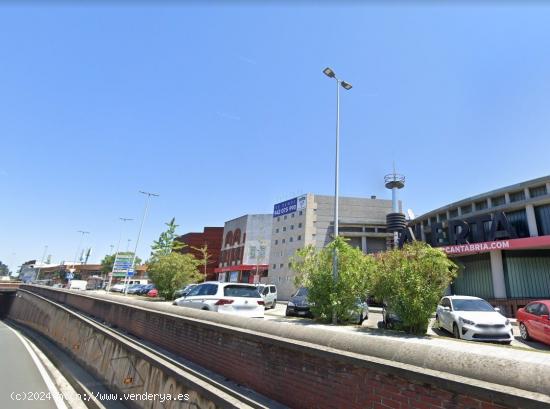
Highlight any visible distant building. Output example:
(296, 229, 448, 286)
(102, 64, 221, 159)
(269, 194, 394, 300)
(177, 227, 224, 281)
(214, 214, 272, 284)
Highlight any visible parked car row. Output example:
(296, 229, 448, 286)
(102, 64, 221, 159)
(110, 283, 157, 297)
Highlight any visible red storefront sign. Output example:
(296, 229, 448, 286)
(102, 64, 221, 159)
(443, 235, 550, 256)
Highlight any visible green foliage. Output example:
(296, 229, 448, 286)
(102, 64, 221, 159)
(291, 237, 376, 323)
(370, 241, 458, 334)
(147, 217, 200, 299)
(151, 217, 185, 257)
(100, 252, 142, 274)
(0, 261, 9, 276)
(191, 244, 211, 281)
(147, 252, 201, 300)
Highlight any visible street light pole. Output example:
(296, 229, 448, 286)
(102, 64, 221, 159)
(70, 231, 90, 284)
(35, 245, 48, 283)
(124, 191, 159, 295)
(107, 218, 133, 291)
(323, 67, 352, 325)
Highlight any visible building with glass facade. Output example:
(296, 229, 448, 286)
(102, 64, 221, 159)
(406, 175, 550, 316)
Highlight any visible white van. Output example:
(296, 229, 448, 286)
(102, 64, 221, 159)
(257, 284, 277, 309)
(68, 280, 88, 291)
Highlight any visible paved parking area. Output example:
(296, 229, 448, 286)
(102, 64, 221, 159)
(264, 303, 550, 352)
(90, 290, 550, 352)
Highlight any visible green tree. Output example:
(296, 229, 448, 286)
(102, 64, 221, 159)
(100, 252, 142, 275)
(370, 241, 458, 334)
(291, 237, 376, 323)
(191, 244, 211, 282)
(0, 261, 9, 276)
(151, 217, 185, 257)
(148, 217, 200, 299)
(147, 252, 201, 299)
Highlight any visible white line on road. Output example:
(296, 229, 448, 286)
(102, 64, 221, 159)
(5, 324, 68, 409)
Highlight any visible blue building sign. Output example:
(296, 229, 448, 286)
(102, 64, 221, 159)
(273, 195, 306, 218)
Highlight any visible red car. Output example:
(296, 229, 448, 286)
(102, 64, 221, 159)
(147, 288, 158, 297)
(516, 300, 550, 345)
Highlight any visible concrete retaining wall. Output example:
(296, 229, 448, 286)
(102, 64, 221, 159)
(19, 285, 550, 409)
(8, 289, 267, 409)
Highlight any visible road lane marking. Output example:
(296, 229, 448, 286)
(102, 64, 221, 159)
(5, 324, 68, 409)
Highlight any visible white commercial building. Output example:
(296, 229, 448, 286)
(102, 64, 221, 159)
(268, 194, 394, 300)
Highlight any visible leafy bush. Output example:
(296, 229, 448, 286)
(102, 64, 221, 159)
(291, 237, 376, 323)
(370, 241, 458, 334)
(147, 252, 201, 300)
(147, 217, 201, 300)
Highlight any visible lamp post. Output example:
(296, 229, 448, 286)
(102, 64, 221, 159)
(70, 231, 90, 283)
(106, 218, 133, 291)
(323, 67, 353, 324)
(35, 245, 48, 283)
(124, 191, 159, 295)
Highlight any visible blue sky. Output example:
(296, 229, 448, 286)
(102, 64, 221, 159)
(1, 3, 550, 270)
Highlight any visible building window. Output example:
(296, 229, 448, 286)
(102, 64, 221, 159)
(289, 237, 293, 242)
(530, 185, 547, 198)
(460, 205, 472, 215)
(506, 209, 530, 238)
(298, 235, 302, 240)
(491, 195, 505, 207)
(535, 204, 550, 236)
(282, 239, 286, 243)
(509, 191, 525, 203)
(377, 228, 386, 233)
(449, 208, 459, 219)
(291, 213, 295, 218)
(290, 225, 294, 230)
(299, 211, 303, 216)
(280, 263, 284, 268)
(365, 227, 375, 232)
(275, 240, 278, 245)
(284, 215, 287, 220)
(272, 264, 276, 269)
(283, 226, 286, 232)
(475, 200, 488, 211)
(288, 262, 292, 268)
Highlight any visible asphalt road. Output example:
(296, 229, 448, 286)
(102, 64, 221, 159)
(0, 321, 61, 409)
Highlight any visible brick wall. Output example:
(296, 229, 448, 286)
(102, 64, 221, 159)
(177, 227, 223, 281)
(22, 286, 544, 409)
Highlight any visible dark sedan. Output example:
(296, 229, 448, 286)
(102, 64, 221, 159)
(285, 287, 313, 317)
(136, 284, 155, 295)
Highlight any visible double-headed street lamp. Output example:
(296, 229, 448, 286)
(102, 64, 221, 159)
(323, 67, 353, 325)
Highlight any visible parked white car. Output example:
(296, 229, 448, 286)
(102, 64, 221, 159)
(110, 283, 126, 293)
(436, 296, 513, 344)
(173, 282, 265, 318)
(256, 284, 277, 309)
(68, 280, 88, 291)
